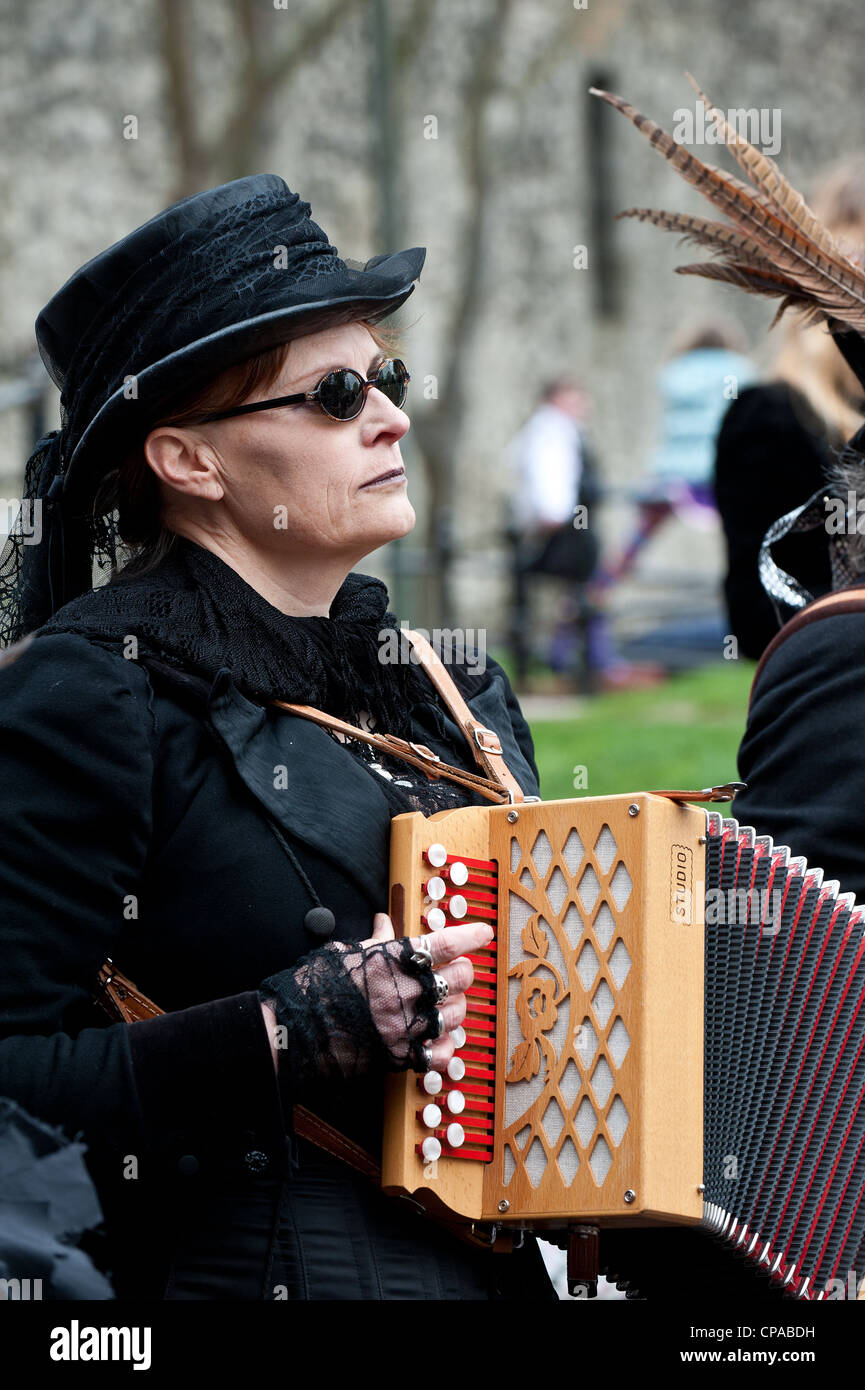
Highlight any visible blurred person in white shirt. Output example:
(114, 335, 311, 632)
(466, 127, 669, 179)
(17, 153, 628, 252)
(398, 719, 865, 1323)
(506, 380, 611, 687)
(510, 381, 588, 538)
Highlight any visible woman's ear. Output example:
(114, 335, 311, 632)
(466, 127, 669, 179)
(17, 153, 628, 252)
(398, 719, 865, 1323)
(143, 427, 225, 502)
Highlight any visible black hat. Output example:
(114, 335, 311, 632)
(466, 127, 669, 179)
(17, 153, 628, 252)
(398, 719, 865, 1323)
(40, 173, 424, 504)
(1, 174, 425, 644)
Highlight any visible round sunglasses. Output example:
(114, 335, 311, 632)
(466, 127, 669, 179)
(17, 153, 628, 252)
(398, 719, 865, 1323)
(185, 358, 411, 426)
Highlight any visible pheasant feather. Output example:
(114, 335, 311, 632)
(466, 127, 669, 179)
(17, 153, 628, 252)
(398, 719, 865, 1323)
(589, 82, 865, 336)
(683, 73, 843, 262)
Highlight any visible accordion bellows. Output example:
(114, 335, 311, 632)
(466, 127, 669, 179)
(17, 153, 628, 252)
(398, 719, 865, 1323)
(382, 793, 865, 1301)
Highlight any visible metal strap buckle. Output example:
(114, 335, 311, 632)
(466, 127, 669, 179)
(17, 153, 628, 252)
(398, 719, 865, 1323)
(384, 735, 441, 764)
(409, 740, 440, 763)
(472, 726, 502, 755)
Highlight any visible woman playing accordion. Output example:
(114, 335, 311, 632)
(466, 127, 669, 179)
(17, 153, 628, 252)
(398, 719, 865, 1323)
(0, 175, 556, 1301)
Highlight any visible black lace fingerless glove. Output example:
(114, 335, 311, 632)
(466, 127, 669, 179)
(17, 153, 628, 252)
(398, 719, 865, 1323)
(258, 937, 439, 1099)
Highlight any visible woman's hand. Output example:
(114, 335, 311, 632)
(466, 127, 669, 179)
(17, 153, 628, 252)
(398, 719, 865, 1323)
(259, 913, 494, 1081)
(363, 912, 493, 1073)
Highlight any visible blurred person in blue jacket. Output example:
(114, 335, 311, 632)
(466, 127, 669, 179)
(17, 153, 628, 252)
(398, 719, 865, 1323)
(606, 319, 758, 583)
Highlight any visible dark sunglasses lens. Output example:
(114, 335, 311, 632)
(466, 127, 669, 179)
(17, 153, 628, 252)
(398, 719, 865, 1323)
(318, 370, 366, 420)
(375, 359, 409, 407)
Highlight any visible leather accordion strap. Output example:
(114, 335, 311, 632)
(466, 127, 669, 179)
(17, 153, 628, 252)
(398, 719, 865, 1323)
(96, 961, 164, 1022)
(750, 585, 865, 708)
(291, 1105, 381, 1182)
(268, 700, 514, 805)
(272, 625, 527, 805)
(649, 781, 746, 804)
(94, 961, 381, 1180)
(400, 627, 528, 804)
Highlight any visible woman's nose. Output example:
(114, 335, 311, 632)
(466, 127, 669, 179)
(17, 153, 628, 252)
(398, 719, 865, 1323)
(364, 387, 410, 440)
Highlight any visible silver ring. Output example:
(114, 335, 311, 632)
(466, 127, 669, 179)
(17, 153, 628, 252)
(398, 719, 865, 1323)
(431, 1009, 445, 1039)
(409, 936, 433, 971)
(432, 972, 449, 1005)
(422, 1046, 433, 1072)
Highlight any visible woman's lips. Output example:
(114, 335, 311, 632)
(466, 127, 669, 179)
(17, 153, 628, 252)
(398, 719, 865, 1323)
(360, 467, 406, 489)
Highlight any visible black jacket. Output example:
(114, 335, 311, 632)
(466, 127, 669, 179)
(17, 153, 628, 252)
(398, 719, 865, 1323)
(714, 383, 835, 660)
(735, 605, 865, 903)
(0, 619, 554, 1300)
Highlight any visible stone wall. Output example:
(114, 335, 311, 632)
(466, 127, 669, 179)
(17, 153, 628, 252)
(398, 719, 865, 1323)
(2, 0, 863, 638)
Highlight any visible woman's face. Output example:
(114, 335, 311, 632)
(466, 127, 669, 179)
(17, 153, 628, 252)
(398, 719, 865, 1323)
(152, 321, 416, 568)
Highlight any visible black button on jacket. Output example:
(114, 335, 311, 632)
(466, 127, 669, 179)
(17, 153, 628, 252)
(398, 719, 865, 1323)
(0, 626, 555, 1300)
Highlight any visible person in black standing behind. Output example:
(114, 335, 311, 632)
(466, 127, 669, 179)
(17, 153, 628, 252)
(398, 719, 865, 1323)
(589, 81, 865, 1301)
(714, 156, 865, 660)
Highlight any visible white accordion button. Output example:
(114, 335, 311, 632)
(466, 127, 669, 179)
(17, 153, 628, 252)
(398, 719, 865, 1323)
(426, 843, 448, 868)
(446, 1090, 466, 1114)
(422, 1103, 442, 1128)
(450, 1025, 466, 1049)
(447, 894, 468, 920)
(423, 907, 447, 931)
(448, 861, 469, 886)
(425, 876, 446, 901)
(422, 1071, 443, 1095)
(422, 1136, 442, 1162)
(446, 1123, 465, 1149)
(447, 1056, 466, 1081)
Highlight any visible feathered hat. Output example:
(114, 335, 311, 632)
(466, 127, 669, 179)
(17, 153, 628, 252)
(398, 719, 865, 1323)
(0, 174, 425, 645)
(590, 78, 865, 609)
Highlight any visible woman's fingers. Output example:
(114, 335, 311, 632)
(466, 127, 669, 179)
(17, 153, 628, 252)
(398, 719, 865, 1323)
(424, 1032, 456, 1072)
(436, 955, 474, 997)
(408, 922, 493, 969)
(371, 912, 395, 942)
(433, 993, 467, 1034)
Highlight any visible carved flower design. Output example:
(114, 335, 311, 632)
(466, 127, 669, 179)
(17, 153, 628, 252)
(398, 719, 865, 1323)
(506, 915, 564, 1085)
(516, 975, 558, 1036)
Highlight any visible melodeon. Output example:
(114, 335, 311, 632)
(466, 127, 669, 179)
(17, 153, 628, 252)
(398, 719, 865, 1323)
(382, 792, 865, 1301)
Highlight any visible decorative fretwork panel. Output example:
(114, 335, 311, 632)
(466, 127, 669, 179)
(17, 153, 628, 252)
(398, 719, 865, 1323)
(496, 815, 636, 1208)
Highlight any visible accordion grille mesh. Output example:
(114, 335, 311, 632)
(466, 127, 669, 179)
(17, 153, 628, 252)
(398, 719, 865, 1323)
(501, 820, 633, 1195)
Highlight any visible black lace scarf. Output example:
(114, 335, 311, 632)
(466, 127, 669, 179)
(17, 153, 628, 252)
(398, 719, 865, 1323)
(34, 534, 450, 744)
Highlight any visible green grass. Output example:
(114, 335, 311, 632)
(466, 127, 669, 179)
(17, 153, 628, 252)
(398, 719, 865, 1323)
(513, 663, 755, 803)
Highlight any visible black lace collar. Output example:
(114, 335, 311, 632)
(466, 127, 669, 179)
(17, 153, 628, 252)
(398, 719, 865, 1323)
(36, 535, 442, 739)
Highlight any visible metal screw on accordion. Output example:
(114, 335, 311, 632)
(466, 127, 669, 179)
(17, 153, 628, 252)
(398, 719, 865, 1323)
(623, 1189, 635, 1204)
(697, 1184, 706, 1193)
(498, 1199, 510, 1213)
(507, 810, 519, 824)
(628, 804, 639, 817)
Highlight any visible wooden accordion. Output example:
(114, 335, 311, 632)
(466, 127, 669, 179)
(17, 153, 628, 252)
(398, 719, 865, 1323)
(382, 792, 865, 1301)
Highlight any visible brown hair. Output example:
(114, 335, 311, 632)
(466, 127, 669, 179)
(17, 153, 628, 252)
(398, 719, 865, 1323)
(771, 155, 865, 443)
(95, 317, 404, 579)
